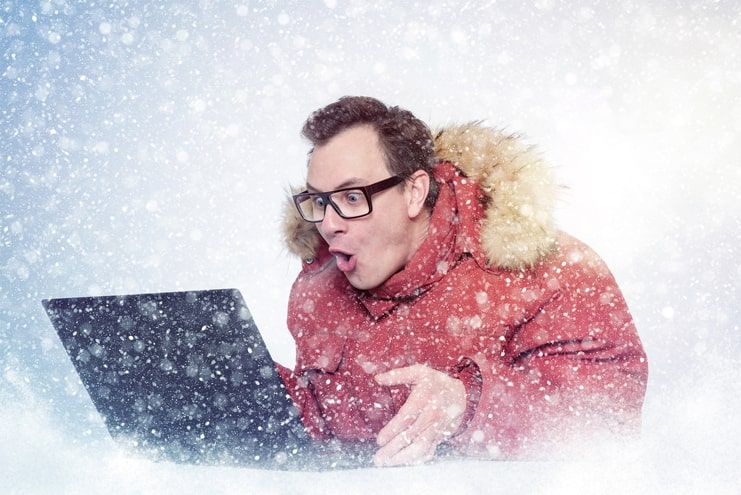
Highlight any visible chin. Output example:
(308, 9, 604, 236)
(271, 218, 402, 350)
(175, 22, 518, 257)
(346, 274, 376, 291)
(347, 278, 369, 290)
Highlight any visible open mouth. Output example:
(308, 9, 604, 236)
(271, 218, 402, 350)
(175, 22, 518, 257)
(330, 249, 357, 273)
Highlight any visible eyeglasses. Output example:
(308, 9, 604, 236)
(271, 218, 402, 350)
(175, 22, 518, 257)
(292, 175, 404, 223)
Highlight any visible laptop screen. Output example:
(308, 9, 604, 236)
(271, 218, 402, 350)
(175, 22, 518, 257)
(42, 289, 309, 467)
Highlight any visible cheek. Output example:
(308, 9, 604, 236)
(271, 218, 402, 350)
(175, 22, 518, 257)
(364, 218, 398, 248)
(362, 219, 407, 264)
(355, 198, 410, 259)
(316, 224, 330, 242)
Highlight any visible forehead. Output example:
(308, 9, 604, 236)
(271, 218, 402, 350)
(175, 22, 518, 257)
(306, 125, 389, 190)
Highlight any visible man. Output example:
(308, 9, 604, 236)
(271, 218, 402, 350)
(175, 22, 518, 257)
(277, 96, 648, 466)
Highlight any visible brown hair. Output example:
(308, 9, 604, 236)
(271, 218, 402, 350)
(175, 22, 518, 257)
(301, 96, 439, 207)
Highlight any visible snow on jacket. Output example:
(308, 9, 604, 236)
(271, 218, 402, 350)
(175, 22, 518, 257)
(277, 124, 648, 459)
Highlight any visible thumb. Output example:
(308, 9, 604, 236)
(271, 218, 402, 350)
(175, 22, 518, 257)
(375, 364, 427, 386)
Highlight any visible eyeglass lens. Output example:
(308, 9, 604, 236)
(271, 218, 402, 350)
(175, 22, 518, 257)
(296, 189, 370, 221)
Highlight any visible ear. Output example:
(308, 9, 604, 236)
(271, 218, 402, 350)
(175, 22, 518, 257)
(405, 170, 430, 219)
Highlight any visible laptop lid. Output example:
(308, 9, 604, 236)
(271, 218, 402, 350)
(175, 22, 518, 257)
(42, 288, 315, 469)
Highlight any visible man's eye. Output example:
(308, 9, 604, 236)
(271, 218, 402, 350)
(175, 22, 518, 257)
(345, 191, 361, 203)
(313, 196, 326, 207)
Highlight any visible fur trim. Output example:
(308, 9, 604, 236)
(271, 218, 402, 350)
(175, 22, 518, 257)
(433, 123, 557, 269)
(282, 123, 558, 269)
(282, 186, 322, 261)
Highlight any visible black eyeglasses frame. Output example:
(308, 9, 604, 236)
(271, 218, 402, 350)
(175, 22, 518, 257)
(292, 175, 405, 223)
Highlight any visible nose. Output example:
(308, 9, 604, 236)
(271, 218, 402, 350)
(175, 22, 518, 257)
(318, 202, 347, 236)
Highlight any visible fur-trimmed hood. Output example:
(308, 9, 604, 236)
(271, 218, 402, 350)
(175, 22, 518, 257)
(282, 123, 558, 270)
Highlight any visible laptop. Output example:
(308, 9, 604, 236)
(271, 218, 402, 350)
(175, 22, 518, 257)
(42, 288, 375, 470)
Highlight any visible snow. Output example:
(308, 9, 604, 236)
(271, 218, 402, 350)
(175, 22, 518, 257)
(2, 0, 740, 493)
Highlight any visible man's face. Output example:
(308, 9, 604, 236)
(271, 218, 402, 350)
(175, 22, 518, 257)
(306, 125, 418, 290)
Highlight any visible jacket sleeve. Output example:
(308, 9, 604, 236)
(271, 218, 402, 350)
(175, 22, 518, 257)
(450, 245, 648, 458)
(275, 363, 331, 440)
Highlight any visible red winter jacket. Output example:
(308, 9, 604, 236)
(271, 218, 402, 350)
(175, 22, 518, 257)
(278, 124, 648, 459)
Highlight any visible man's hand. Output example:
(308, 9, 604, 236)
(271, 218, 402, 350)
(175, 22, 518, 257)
(373, 364, 467, 467)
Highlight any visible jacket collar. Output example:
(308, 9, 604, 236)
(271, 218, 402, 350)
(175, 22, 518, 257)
(356, 162, 484, 319)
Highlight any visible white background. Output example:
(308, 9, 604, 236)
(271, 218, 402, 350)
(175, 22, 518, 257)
(1, 1, 739, 493)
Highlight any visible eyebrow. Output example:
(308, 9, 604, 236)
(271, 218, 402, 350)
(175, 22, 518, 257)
(306, 177, 366, 193)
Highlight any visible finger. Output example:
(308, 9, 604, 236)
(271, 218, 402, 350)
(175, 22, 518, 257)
(374, 424, 439, 467)
(374, 364, 427, 386)
(376, 403, 418, 446)
(376, 404, 437, 457)
(373, 425, 415, 464)
(379, 393, 457, 444)
(376, 392, 429, 446)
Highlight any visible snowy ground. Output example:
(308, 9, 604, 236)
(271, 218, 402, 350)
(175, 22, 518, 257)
(2, 1, 740, 493)
(2, 372, 740, 495)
